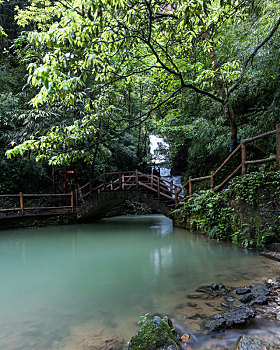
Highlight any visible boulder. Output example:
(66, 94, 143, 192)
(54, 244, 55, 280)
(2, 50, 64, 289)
(235, 335, 273, 350)
(235, 284, 270, 306)
(203, 305, 256, 333)
(197, 283, 227, 297)
(128, 316, 181, 350)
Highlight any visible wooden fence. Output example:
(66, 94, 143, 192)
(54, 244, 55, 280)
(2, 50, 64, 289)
(176, 125, 279, 203)
(0, 192, 74, 216)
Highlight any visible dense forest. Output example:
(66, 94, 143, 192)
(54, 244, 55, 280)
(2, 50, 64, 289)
(0, 0, 280, 193)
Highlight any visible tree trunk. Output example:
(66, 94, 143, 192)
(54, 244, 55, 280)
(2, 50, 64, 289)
(209, 47, 238, 152)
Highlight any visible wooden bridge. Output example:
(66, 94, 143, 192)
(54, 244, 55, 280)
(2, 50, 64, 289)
(75, 170, 183, 220)
(1, 124, 280, 224)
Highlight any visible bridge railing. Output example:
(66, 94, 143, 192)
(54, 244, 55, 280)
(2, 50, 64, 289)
(176, 124, 280, 205)
(76, 170, 183, 206)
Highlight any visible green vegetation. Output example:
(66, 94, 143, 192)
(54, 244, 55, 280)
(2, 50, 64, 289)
(129, 316, 179, 350)
(0, 0, 280, 248)
(174, 168, 280, 248)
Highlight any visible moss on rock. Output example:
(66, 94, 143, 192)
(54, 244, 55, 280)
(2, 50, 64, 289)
(128, 316, 180, 350)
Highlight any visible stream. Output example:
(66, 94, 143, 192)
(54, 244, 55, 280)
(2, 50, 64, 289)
(0, 215, 279, 349)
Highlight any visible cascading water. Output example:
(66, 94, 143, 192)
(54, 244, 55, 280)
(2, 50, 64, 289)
(149, 135, 182, 188)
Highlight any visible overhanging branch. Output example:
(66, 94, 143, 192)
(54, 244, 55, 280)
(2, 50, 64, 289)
(225, 16, 280, 103)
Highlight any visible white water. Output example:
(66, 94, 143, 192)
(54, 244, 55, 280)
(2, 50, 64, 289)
(149, 135, 182, 188)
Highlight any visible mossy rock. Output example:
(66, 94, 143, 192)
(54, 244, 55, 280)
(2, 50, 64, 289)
(128, 316, 180, 350)
(235, 335, 274, 350)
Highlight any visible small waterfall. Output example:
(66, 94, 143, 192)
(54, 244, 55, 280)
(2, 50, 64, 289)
(149, 135, 182, 188)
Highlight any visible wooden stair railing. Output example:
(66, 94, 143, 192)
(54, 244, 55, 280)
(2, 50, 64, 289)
(176, 124, 280, 205)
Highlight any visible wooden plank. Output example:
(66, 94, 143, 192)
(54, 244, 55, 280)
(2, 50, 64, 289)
(210, 173, 214, 190)
(0, 194, 20, 198)
(24, 206, 72, 210)
(19, 192, 24, 215)
(213, 144, 241, 176)
(71, 192, 74, 212)
(215, 164, 242, 191)
(92, 183, 104, 191)
(79, 182, 90, 191)
(23, 193, 71, 197)
(139, 181, 158, 193)
(241, 136, 246, 176)
(159, 191, 174, 201)
(191, 175, 211, 183)
(244, 130, 276, 144)
(75, 188, 79, 206)
(83, 191, 91, 198)
(0, 208, 21, 212)
(245, 157, 276, 165)
(176, 181, 188, 196)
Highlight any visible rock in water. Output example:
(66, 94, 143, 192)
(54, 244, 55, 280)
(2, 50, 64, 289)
(203, 306, 256, 333)
(128, 316, 181, 350)
(235, 335, 273, 350)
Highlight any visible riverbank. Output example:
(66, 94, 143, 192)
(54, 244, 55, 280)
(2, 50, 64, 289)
(173, 170, 280, 250)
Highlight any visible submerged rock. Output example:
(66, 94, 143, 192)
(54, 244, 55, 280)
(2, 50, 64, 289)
(235, 284, 270, 306)
(234, 335, 274, 350)
(235, 287, 251, 295)
(128, 316, 181, 350)
(203, 305, 256, 333)
(197, 283, 227, 297)
(82, 335, 126, 350)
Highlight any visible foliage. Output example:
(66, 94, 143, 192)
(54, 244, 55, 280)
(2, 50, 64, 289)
(175, 169, 280, 248)
(0, 157, 51, 194)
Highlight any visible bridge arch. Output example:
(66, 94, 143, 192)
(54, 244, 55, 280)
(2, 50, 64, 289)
(76, 170, 182, 221)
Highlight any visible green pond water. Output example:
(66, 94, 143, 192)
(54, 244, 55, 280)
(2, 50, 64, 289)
(0, 215, 279, 349)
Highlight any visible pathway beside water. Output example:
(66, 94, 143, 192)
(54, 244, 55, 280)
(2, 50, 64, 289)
(0, 215, 279, 349)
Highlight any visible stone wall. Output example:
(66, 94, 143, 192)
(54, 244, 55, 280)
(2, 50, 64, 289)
(0, 213, 77, 230)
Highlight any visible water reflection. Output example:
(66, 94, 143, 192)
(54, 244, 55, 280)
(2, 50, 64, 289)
(0, 215, 278, 350)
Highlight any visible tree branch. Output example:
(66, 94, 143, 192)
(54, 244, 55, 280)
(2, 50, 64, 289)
(225, 16, 280, 103)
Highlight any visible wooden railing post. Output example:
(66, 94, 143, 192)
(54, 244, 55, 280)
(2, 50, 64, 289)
(170, 181, 174, 196)
(276, 124, 280, 170)
(119, 171, 122, 189)
(175, 188, 178, 207)
(151, 173, 154, 187)
(122, 175, 125, 190)
(19, 192, 24, 215)
(71, 191, 74, 212)
(241, 136, 246, 176)
(135, 169, 139, 189)
(210, 172, 214, 190)
(103, 174, 106, 190)
(75, 187, 79, 207)
(157, 177, 160, 198)
(188, 177, 192, 197)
